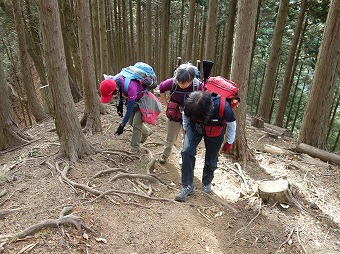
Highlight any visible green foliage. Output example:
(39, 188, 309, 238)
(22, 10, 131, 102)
(308, 0, 330, 24)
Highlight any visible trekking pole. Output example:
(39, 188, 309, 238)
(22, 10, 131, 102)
(177, 57, 182, 67)
(196, 60, 201, 80)
(202, 60, 214, 83)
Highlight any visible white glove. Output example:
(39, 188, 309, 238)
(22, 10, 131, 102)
(103, 74, 114, 80)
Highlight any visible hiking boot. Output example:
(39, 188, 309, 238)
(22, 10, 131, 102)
(175, 184, 194, 202)
(202, 184, 212, 193)
(141, 130, 153, 143)
(159, 155, 167, 164)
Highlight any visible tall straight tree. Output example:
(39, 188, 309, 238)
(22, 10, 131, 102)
(256, 0, 290, 123)
(59, 0, 83, 102)
(275, 0, 308, 127)
(136, 0, 142, 61)
(230, 0, 259, 163)
(145, 0, 152, 64)
(204, 0, 218, 63)
(0, 58, 32, 150)
(36, 0, 95, 161)
(99, 1, 109, 74)
(12, 0, 48, 122)
(185, 0, 196, 61)
(77, 1, 102, 134)
(221, 0, 237, 79)
(299, 0, 340, 149)
(160, 0, 170, 81)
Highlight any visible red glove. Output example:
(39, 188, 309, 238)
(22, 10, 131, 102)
(222, 142, 232, 153)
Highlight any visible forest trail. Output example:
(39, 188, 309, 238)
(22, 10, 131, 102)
(0, 102, 339, 254)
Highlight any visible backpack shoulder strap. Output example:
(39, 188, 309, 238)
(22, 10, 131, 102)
(219, 96, 226, 119)
(170, 79, 178, 95)
(193, 78, 199, 91)
(124, 78, 130, 93)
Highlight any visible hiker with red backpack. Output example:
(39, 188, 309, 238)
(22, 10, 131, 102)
(175, 73, 239, 202)
(99, 62, 158, 153)
(158, 63, 203, 164)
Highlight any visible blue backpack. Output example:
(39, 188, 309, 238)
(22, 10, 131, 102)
(119, 62, 158, 93)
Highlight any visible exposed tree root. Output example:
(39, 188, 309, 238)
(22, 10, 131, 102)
(44, 161, 174, 205)
(0, 137, 41, 155)
(276, 228, 295, 253)
(90, 167, 128, 180)
(202, 192, 238, 213)
(0, 208, 26, 219)
(0, 209, 89, 243)
(109, 172, 164, 184)
(234, 199, 262, 236)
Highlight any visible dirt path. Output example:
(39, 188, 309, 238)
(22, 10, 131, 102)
(0, 103, 339, 254)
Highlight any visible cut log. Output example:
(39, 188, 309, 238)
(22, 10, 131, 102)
(263, 144, 290, 155)
(264, 123, 293, 137)
(295, 143, 340, 166)
(258, 179, 291, 204)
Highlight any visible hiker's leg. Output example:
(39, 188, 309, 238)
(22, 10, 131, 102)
(162, 119, 182, 159)
(130, 110, 143, 149)
(202, 126, 226, 186)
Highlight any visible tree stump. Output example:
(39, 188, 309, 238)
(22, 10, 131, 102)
(258, 179, 292, 204)
(251, 116, 264, 129)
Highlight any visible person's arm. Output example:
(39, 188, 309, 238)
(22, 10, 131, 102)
(160, 92, 168, 105)
(221, 103, 236, 152)
(226, 120, 236, 144)
(115, 80, 139, 135)
(159, 78, 174, 105)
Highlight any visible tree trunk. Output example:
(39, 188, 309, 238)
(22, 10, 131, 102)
(204, 0, 218, 63)
(291, 82, 307, 132)
(77, 0, 102, 135)
(285, 62, 303, 129)
(256, 0, 290, 123)
(36, 0, 95, 161)
(145, 0, 152, 64)
(275, 0, 307, 127)
(128, 0, 135, 64)
(136, 0, 142, 61)
(230, 0, 259, 164)
(59, 0, 83, 102)
(160, 0, 170, 81)
(12, 0, 48, 123)
(221, 0, 237, 79)
(326, 89, 339, 142)
(0, 58, 32, 151)
(185, 0, 196, 61)
(91, 0, 100, 84)
(99, 0, 108, 74)
(299, 0, 340, 149)
(177, 0, 185, 59)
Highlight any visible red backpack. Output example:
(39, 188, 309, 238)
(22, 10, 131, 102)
(204, 76, 240, 118)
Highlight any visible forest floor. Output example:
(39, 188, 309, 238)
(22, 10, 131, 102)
(0, 100, 339, 254)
